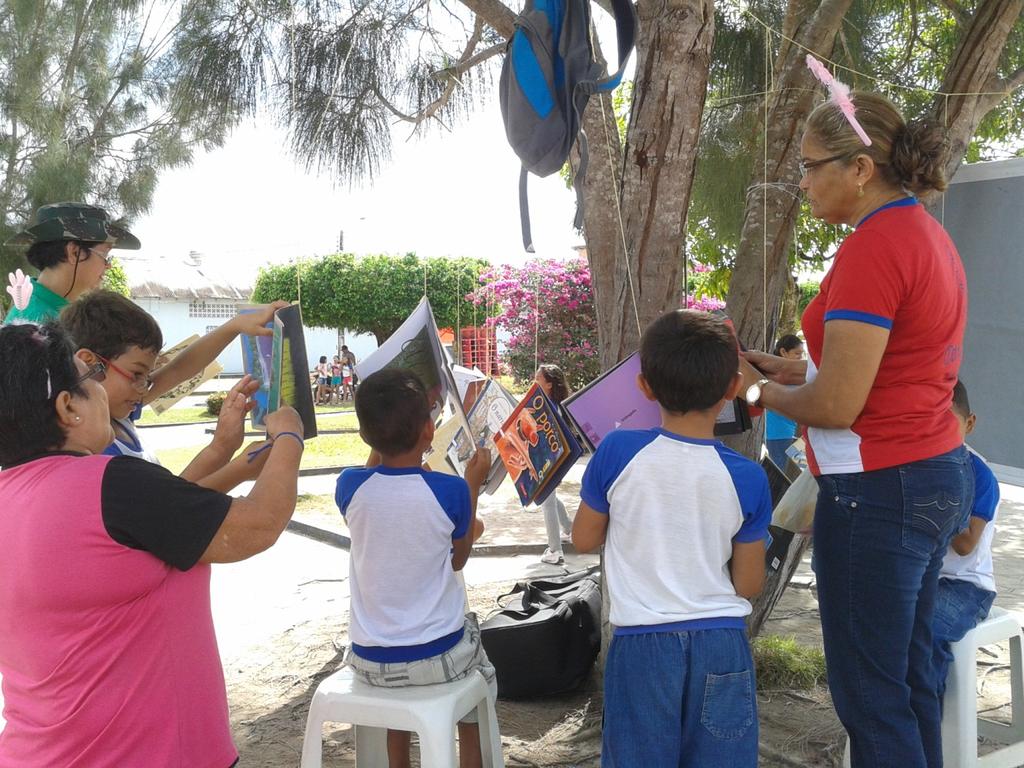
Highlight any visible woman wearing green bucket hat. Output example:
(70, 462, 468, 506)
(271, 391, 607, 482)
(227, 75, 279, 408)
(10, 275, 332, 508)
(3, 202, 140, 324)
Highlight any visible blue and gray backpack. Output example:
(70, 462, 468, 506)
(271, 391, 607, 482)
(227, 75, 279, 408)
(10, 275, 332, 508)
(499, 0, 638, 252)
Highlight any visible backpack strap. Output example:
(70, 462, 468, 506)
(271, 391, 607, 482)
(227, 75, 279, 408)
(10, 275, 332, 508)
(519, 166, 536, 253)
(593, 0, 638, 94)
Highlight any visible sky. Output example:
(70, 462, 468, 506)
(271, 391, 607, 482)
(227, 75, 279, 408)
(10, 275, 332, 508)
(129, 101, 587, 283)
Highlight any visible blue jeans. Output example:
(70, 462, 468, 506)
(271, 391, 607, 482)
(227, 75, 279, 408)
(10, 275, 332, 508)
(767, 438, 795, 470)
(602, 627, 757, 767)
(813, 446, 973, 768)
(932, 577, 995, 703)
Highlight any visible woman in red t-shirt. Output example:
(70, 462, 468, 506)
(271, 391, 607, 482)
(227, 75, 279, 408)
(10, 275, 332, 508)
(742, 93, 970, 767)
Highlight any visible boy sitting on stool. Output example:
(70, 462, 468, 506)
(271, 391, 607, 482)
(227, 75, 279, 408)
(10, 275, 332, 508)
(932, 379, 1000, 703)
(573, 309, 771, 767)
(336, 368, 493, 768)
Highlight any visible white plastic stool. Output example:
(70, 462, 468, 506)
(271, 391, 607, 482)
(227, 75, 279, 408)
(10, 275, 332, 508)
(843, 607, 1024, 767)
(299, 666, 504, 768)
(942, 606, 1024, 767)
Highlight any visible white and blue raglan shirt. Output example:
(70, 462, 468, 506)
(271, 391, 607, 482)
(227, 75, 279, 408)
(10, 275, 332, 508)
(580, 428, 772, 635)
(940, 451, 1000, 594)
(102, 404, 161, 463)
(336, 466, 471, 662)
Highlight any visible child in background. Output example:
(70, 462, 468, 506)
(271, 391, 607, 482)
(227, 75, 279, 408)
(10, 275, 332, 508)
(534, 364, 574, 564)
(315, 355, 331, 404)
(932, 379, 1000, 702)
(764, 334, 804, 469)
(573, 309, 771, 767)
(336, 368, 494, 768)
(331, 356, 343, 404)
(341, 361, 354, 401)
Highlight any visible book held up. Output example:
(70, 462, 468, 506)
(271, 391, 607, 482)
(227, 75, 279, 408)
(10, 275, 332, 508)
(493, 383, 583, 507)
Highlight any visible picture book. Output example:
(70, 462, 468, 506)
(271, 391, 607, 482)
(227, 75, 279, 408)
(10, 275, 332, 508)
(562, 352, 658, 450)
(448, 378, 519, 494)
(424, 416, 463, 475)
(147, 335, 223, 415)
(238, 303, 318, 438)
(493, 383, 583, 507)
(562, 346, 752, 448)
(355, 297, 451, 420)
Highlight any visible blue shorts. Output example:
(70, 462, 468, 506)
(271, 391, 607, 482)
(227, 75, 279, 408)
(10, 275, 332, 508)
(602, 627, 757, 767)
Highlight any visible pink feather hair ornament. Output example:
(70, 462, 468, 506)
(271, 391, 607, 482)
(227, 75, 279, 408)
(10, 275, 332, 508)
(805, 53, 872, 147)
(6, 269, 33, 311)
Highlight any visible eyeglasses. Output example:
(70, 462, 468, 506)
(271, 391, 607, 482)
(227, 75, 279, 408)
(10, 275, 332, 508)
(77, 244, 114, 266)
(89, 247, 114, 266)
(75, 361, 108, 387)
(94, 354, 153, 392)
(798, 151, 854, 176)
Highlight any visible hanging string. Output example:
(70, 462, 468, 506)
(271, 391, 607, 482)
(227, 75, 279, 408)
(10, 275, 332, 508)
(762, 18, 771, 352)
(456, 268, 461, 365)
(595, 88, 643, 337)
(534, 280, 540, 374)
(941, 92, 950, 226)
(737, 3, 1012, 99)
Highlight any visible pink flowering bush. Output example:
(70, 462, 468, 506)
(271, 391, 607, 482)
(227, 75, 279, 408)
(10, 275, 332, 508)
(469, 257, 600, 389)
(470, 257, 725, 388)
(685, 294, 726, 311)
(684, 260, 727, 312)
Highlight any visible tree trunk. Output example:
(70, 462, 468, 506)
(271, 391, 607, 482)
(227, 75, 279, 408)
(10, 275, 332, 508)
(582, 0, 716, 369)
(726, 0, 854, 358)
(926, 0, 1024, 204)
(722, 0, 853, 464)
(748, 531, 811, 637)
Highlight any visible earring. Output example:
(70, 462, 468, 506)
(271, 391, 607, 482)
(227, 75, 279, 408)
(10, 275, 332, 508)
(74, 416, 81, 422)
(857, 184, 864, 198)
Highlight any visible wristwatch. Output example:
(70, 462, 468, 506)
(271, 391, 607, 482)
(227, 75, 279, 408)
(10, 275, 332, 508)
(745, 378, 770, 407)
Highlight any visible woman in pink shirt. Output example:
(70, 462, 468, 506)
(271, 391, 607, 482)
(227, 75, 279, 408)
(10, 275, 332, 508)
(0, 322, 305, 768)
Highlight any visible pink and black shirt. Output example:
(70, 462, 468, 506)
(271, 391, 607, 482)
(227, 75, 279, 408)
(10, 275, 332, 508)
(0, 453, 236, 768)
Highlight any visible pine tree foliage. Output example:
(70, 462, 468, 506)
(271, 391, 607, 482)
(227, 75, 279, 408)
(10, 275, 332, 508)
(174, 0, 499, 184)
(0, 0, 240, 292)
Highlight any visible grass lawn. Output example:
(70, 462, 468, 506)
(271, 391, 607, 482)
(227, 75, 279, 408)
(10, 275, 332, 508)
(137, 403, 355, 427)
(293, 493, 345, 533)
(155, 431, 369, 475)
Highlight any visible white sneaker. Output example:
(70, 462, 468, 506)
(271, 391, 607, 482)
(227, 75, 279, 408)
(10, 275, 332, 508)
(540, 548, 564, 565)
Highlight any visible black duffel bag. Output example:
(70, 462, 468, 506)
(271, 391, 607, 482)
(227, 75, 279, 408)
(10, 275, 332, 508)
(480, 566, 601, 699)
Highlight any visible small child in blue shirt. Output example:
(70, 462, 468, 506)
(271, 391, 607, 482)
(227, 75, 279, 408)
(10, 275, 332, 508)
(336, 368, 493, 768)
(932, 379, 1000, 702)
(573, 309, 772, 767)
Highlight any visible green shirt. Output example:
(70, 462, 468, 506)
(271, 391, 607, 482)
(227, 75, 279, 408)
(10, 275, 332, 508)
(3, 279, 68, 324)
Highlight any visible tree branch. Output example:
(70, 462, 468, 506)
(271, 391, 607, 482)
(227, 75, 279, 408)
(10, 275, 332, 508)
(936, 0, 968, 24)
(977, 64, 1024, 114)
(373, 15, 497, 128)
(456, 0, 516, 39)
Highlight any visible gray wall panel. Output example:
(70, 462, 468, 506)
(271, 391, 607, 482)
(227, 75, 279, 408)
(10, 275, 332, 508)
(944, 160, 1024, 469)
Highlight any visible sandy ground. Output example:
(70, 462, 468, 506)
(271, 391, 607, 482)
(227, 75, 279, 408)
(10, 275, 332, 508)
(219, 481, 1024, 767)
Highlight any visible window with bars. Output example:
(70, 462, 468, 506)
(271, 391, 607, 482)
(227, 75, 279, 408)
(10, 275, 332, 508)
(188, 301, 236, 319)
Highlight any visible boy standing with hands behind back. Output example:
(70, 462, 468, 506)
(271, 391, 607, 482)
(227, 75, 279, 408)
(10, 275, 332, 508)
(336, 368, 494, 768)
(574, 310, 771, 767)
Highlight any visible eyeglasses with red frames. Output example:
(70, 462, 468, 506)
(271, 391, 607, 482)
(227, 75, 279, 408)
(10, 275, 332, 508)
(75, 361, 108, 387)
(94, 354, 154, 392)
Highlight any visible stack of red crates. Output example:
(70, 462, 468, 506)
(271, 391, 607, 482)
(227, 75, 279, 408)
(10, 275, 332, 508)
(460, 326, 500, 376)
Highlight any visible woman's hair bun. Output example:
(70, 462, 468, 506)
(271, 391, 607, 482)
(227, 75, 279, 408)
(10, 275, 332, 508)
(889, 119, 950, 194)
